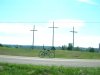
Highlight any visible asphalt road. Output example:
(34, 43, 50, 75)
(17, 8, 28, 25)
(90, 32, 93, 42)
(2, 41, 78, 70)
(0, 55, 100, 67)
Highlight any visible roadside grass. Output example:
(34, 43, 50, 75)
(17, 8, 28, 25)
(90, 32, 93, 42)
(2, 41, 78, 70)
(0, 47, 100, 59)
(0, 47, 39, 57)
(55, 50, 100, 59)
(0, 62, 100, 75)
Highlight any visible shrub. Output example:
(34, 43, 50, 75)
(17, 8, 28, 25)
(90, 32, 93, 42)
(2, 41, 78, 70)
(88, 47, 95, 52)
(61, 45, 67, 50)
(0, 43, 3, 47)
(67, 43, 73, 50)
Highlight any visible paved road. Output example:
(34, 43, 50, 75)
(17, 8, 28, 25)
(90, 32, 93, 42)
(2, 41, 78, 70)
(0, 55, 100, 67)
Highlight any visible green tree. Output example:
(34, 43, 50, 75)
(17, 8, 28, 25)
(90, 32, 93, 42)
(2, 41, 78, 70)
(15, 45, 19, 48)
(62, 45, 67, 50)
(88, 47, 95, 52)
(74, 47, 80, 51)
(0, 43, 3, 47)
(67, 43, 73, 50)
(51, 46, 56, 50)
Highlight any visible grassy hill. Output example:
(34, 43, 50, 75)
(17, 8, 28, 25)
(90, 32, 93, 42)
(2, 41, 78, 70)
(0, 47, 100, 59)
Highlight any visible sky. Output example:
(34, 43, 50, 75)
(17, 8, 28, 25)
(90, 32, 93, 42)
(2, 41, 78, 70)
(0, 0, 100, 48)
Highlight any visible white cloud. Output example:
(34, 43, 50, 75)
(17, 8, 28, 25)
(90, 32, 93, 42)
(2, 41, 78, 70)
(0, 20, 84, 46)
(0, 23, 51, 45)
(75, 35, 100, 48)
(77, 0, 97, 5)
(1, 20, 99, 48)
(0, 23, 31, 35)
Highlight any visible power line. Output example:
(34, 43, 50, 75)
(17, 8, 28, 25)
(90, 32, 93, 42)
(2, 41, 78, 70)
(1, 22, 100, 23)
(30, 25, 37, 49)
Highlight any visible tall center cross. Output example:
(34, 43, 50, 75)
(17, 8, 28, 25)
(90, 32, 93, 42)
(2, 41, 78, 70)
(70, 26, 77, 49)
(30, 25, 37, 49)
(49, 21, 58, 47)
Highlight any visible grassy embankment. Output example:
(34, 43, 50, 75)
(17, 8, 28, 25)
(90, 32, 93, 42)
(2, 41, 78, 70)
(0, 63, 100, 75)
(0, 47, 100, 59)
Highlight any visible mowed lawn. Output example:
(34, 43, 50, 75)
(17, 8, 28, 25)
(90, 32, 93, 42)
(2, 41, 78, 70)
(0, 47, 100, 59)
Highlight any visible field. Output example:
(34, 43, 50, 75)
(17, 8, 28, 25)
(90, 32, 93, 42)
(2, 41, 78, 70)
(0, 47, 100, 59)
(0, 62, 100, 75)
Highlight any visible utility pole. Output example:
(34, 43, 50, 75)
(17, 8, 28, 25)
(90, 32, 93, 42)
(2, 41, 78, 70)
(30, 25, 37, 49)
(49, 21, 58, 57)
(70, 26, 77, 50)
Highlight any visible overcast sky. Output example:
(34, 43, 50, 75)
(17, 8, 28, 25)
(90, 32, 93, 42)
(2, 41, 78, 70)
(0, 0, 100, 48)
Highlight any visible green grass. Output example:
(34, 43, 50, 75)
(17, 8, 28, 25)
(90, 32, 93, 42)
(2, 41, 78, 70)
(0, 47, 100, 59)
(0, 62, 100, 75)
(0, 47, 38, 57)
(55, 50, 100, 59)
